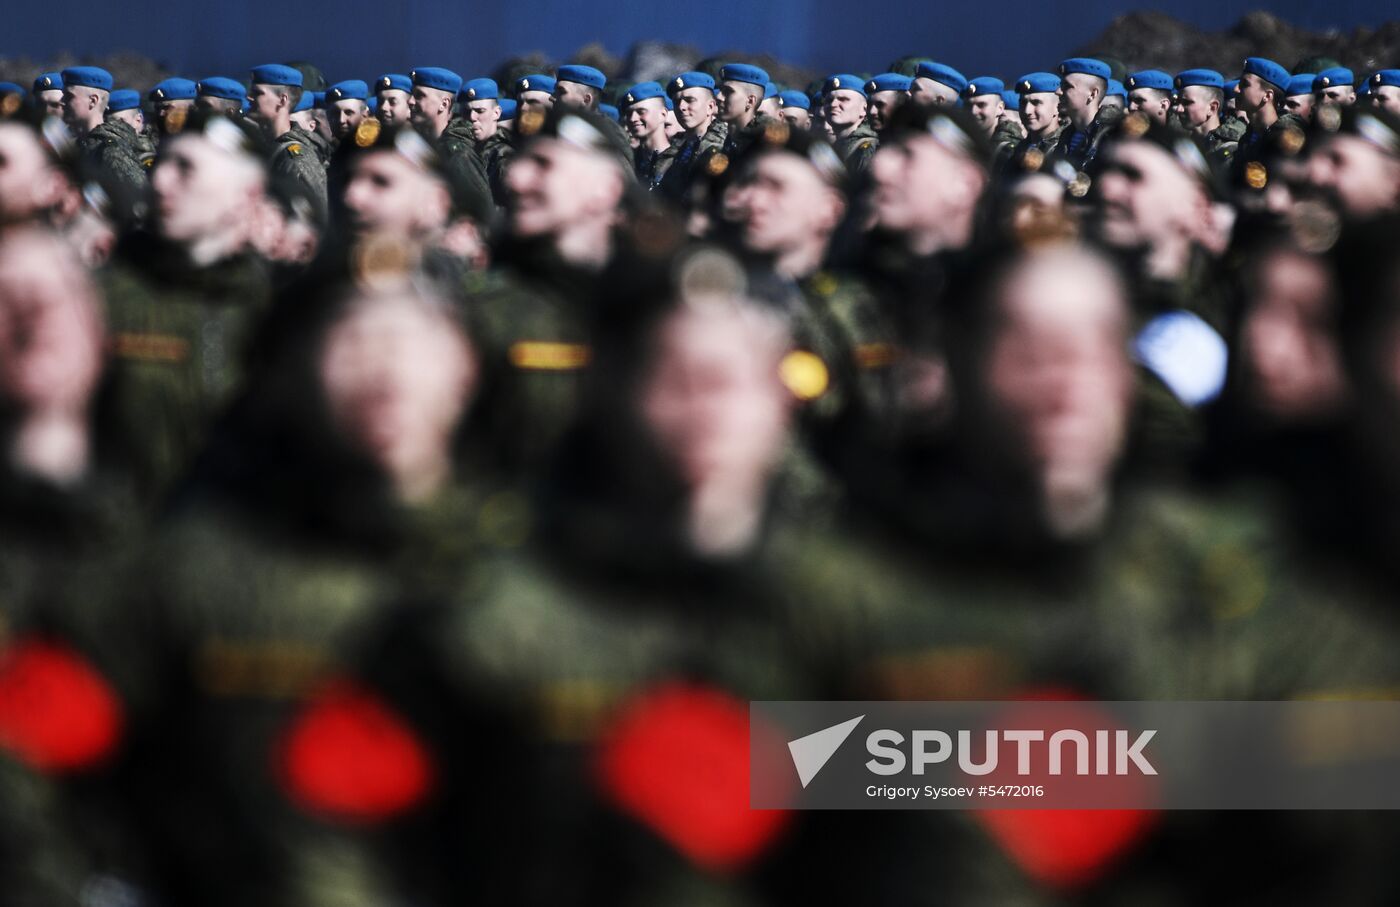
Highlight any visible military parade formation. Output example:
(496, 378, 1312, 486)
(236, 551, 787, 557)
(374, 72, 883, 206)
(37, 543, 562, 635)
(3, 41, 1400, 905)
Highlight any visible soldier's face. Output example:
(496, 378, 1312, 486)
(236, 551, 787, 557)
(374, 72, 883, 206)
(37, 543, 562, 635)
(870, 135, 978, 239)
(624, 98, 665, 141)
(505, 137, 623, 238)
(466, 100, 501, 141)
(674, 87, 716, 131)
(822, 89, 867, 129)
(342, 151, 450, 239)
(1093, 140, 1201, 251)
(290, 109, 317, 132)
(1307, 134, 1400, 219)
(0, 231, 105, 416)
(1374, 85, 1400, 115)
(1284, 94, 1314, 120)
(727, 152, 840, 257)
(408, 86, 451, 127)
(37, 89, 63, 118)
(60, 86, 100, 126)
(319, 294, 477, 498)
(0, 125, 64, 224)
(719, 82, 757, 121)
(1101, 95, 1124, 112)
(518, 90, 553, 114)
(640, 302, 792, 497)
(111, 109, 144, 132)
(552, 81, 594, 109)
(151, 135, 261, 244)
(981, 248, 1132, 505)
(377, 89, 410, 125)
(780, 107, 811, 130)
(1059, 74, 1099, 120)
(967, 95, 1005, 133)
(909, 77, 955, 108)
(1236, 73, 1272, 114)
(663, 107, 684, 138)
(758, 96, 781, 118)
(1128, 89, 1170, 123)
(1020, 92, 1060, 133)
(247, 84, 286, 123)
(1176, 86, 1219, 130)
(1320, 86, 1356, 107)
(156, 99, 194, 134)
(1239, 249, 1346, 421)
(867, 91, 904, 132)
(328, 99, 368, 138)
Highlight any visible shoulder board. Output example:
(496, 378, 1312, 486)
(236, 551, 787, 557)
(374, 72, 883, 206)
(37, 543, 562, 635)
(508, 341, 591, 371)
(109, 332, 190, 363)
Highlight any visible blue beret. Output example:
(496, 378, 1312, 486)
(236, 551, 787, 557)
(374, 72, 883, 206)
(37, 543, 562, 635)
(61, 67, 113, 92)
(1315, 67, 1355, 90)
(311, 91, 326, 108)
(963, 76, 1004, 98)
(107, 89, 140, 111)
(1001, 89, 1020, 111)
(149, 78, 196, 102)
(664, 95, 673, 110)
(376, 73, 411, 94)
(1015, 72, 1061, 95)
(1106, 78, 1127, 99)
(33, 72, 63, 93)
(1126, 70, 1173, 92)
(1224, 79, 1240, 94)
(825, 74, 867, 98)
(1242, 57, 1289, 91)
(915, 61, 967, 94)
(599, 103, 620, 121)
(0, 82, 27, 99)
(556, 65, 606, 90)
(1372, 70, 1400, 90)
(764, 81, 777, 99)
(1287, 74, 1317, 97)
(720, 63, 769, 88)
(411, 67, 461, 94)
(367, 96, 378, 114)
(515, 74, 556, 96)
(622, 81, 665, 106)
(461, 78, 498, 102)
(1175, 69, 1224, 91)
(1059, 58, 1111, 81)
(668, 71, 715, 95)
(293, 92, 314, 112)
(197, 77, 244, 102)
(499, 98, 517, 121)
(249, 64, 302, 88)
(777, 90, 811, 110)
(327, 80, 369, 102)
(867, 72, 914, 94)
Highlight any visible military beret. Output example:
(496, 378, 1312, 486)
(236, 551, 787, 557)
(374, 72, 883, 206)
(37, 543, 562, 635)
(1315, 67, 1355, 90)
(556, 64, 606, 90)
(1372, 70, 1400, 89)
(376, 73, 412, 94)
(599, 103, 620, 121)
(777, 90, 810, 110)
(250, 64, 302, 88)
(197, 77, 245, 102)
(327, 80, 369, 102)
(106, 89, 140, 111)
(720, 63, 769, 88)
(867, 72, 914, 94)
(664, 95, 673, 110)
(764, 81, 778, 99)
(499, 98, 517, 121)
(963, 76, 1004, 98)
(915, 61, 968, 94)
(1059, 57, 1111, 81)
(1358, 81, 1371, 97)
(825, 74, 867, 98)
(311, 91, 326, 108)
(1175, 69, 1224, 91)
(1224, 79, 1240, 94)
(293, 92, 314, 112)
(1126, 70, 1173, 92)
(622, 81, 665, 106)
(461, 78, 498, 102)
(1106, 78, 1127, 99)
(411, 67, 461, 94)
(1287, 74, 1317, 97)
(150, 77, 196, 102)
(0, 82, 26, 99)
(61, 67, 113, 92)
(33, 72, 63, 93)
(1242, 57, 1289, 92)
(366, 96, 378, 114)
(1015, 72, 1060, 95)
(515, 74, 556, 95)
(668, 71, 715, 95)
(1001, 89, 1020, 111)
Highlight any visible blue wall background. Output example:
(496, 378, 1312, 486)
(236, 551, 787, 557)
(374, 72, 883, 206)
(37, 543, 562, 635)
(3, 0, 1394, 85)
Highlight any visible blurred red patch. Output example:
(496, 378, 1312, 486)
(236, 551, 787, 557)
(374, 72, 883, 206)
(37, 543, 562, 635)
(275, 678, 435, 824)
(0, 637, 124, 773)
(595, 682, 793, 873)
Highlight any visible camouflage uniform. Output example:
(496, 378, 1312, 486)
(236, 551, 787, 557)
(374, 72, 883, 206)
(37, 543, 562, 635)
(290, 123, 332, 169)
(434, 120, 495, 220)
(475, 129, 515, 207)
(656, 118, 728, 200)
(79, 119, 149, 224)
(270, 130, 329, 225)
(1003, 123, 1066, 176)
(1055, 105, 1121, 172)
(988, 119, 1025, 169)
(831, 121, 880, 175)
